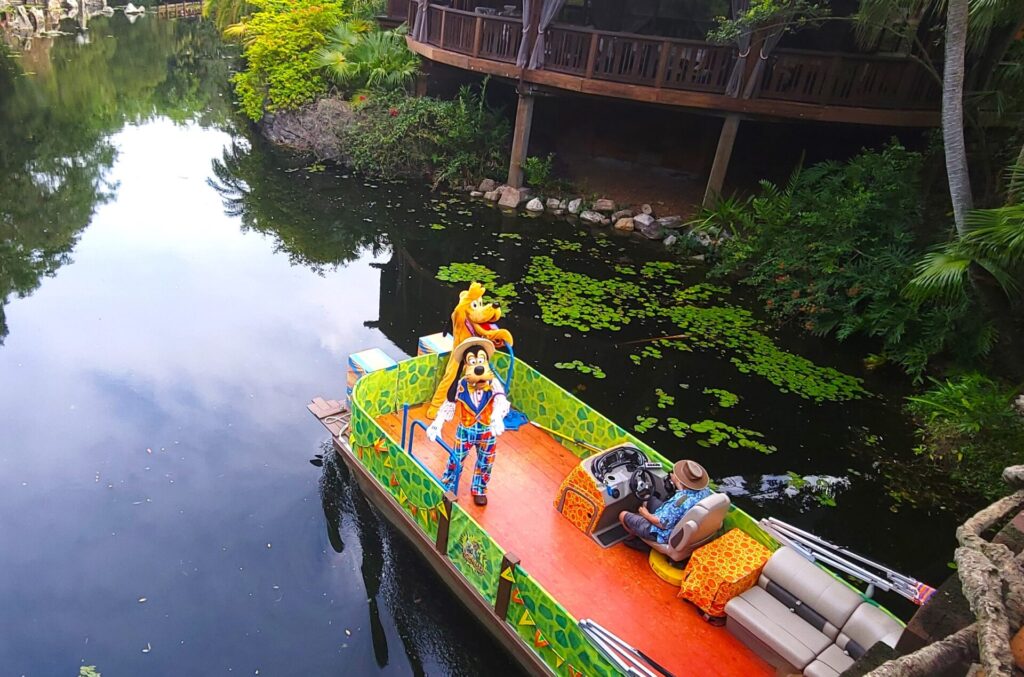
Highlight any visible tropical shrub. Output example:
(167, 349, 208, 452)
(523, 154, 554, 191)
(342, 83, 509, 187)
(317, 22, 419, 93)
(702, 142, 993, 379)
(906, 161, 1024, 304)
(907, 373, 1024, 499)
(227, 0, 349, 120)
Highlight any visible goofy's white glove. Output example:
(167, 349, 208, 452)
(490, 380, 510, 438)
(427, 401, 455, 443)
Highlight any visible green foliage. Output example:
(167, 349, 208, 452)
(907, 373, 1024, 499)
(523, 255, 864, 401)
(706, 143, 994, 380)
(664, 418, 776, 454)
(907, 161, 1024, 303)
(553, 360, 606, 379)
(228, 0, 349, 120)
(707, 0, 829, 44)
(80, 667, 101, 677)
(317, 22, 419, 93)
(342, 83, 510, 187)
(655, 388, 675, 409)
(703, 387, 739, 408)
(435, 262, 517, 301)
(634, 415, 659, 434)
(204, 0, 254, 30)
(523, 153, 554, 191)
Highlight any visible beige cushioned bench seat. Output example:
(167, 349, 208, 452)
(724, 547, 903, 675)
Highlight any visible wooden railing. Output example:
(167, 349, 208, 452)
(759, 48, 939, 110)
(543, 25, 736, 93)
(385, 0, 407, 21)
(406, 4, 937, 112)
(416, 4, 523, 63)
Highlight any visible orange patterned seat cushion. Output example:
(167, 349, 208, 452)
(555, 464, 604, 534)
(678, 528, 772, 618)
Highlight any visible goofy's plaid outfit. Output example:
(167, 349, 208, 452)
(432, 378, 508, 496)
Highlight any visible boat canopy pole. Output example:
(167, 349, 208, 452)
(580, 621, 658, 677)
(581, 619, 674, 677)
(762, 518, 936, 605)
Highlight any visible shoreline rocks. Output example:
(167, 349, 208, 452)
(260, 96, 354, 163)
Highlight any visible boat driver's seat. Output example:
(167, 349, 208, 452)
(642, 493, 731, 562)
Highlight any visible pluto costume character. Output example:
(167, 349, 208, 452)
(426, 282, 513, 419)
(426, 338, 509, 505)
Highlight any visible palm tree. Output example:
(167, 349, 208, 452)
(907, 162, 1024, 301)
(944, 0, 974, 236)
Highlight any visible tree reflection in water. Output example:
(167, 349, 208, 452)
(0, 14, 232, 342)
(208, 138, 393, 272)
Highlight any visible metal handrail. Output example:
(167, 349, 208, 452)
(401, 404, 447, 489)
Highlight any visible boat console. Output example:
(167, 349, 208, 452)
(555, 444, 672, 547)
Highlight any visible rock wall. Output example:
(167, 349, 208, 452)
(259, 96, 353, 163)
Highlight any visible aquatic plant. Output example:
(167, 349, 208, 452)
(655, 388, 675, 409)
(703, 388, 739, 408)
(630, 345, 663, 365)
(634, 416, 659, 434)
(549, 239, 582, 253)
(522, 255, 865, 401)
(665, 418, 776, 455)
(554, 360, 606, 379)
(80, 668, 101, 677)
(436, 262, 516, 302)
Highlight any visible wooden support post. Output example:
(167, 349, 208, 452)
(703, 114, 740, 207)
(585, 32, 599, 78)
(654, 40, 670, 89)
(495, 552, 521, 620)
(507, 91, 535, 189)
(439, 8, 446, 48)
(472, 15, 483, 57)
(434, 491, 456, 554)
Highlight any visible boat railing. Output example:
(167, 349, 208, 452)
(401, 405, 447, 488)
(403, 2, 938, 113)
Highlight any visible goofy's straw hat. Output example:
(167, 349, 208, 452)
(451, 337, 496, 365)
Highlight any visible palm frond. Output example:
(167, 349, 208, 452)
(964, 203, 1024, 266)
(904, 248, 972, 301)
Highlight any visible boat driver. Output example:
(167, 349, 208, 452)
(618, 459, 712, 551)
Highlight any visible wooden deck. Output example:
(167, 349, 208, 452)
(397, 2, 939, 127)
(378, 404, 773, 677)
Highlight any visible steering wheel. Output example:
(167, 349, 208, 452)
(629, 467, 657, 502)
(592, 445, 648, 483)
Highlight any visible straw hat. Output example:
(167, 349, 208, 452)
(451, 337, 495, 365)
(672, 460, 709, 491)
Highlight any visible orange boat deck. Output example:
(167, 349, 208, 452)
(377, 405, 773, 677)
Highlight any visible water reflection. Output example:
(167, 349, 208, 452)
(0, 14, 522, 676)
(0, 13, 232, 342)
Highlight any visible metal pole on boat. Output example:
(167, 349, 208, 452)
(766, 518, 923, 598)
(580, 622, 655, 677)
(766, 518, 912, 583)
(401, 404, 410, 449)
(581, 620, 668, 677)
(762, 521, 907, 600)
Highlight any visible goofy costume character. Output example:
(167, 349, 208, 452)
(426, 338, 509, 506)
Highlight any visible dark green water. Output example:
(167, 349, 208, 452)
(0, 12, 965, 676)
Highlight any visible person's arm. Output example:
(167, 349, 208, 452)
(639, 503, 668, 527)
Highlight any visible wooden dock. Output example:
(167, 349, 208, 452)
(154, 1, 203, 19)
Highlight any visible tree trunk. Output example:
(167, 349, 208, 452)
(943, 0, 973, 236)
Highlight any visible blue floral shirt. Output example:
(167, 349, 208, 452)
(648, 486, 713, 544)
